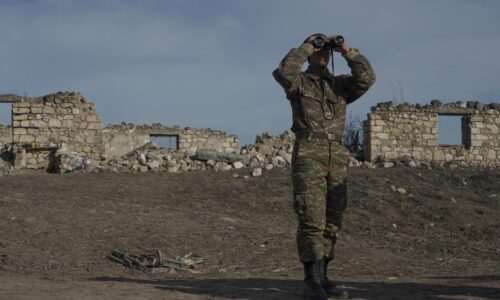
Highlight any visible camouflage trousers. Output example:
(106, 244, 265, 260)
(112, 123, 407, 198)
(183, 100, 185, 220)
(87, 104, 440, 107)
(291, 138, 350, 263)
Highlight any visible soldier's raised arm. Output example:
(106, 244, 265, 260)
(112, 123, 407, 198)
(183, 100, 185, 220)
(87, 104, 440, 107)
(272, 41, 315, 97)
(335, 47, 376, 104)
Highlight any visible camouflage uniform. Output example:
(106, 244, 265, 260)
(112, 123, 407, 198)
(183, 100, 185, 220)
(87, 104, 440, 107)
(273, 42, 375, 263)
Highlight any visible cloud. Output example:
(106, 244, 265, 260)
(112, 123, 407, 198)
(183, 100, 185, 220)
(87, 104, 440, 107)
(0, 0, 499, 145)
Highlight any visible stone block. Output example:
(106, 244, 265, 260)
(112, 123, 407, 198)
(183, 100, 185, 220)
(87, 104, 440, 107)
(12, 129, 26, 137)
(485, 124, 499, 134)
(42, 106, 55, 114)
(35, 135, 48, 143)
(86, 136, 96, 143)
(86, 115, 98, 122)
(13, 114, 28, 121)
(29, 120, 47, 128)
(13, 107, 30, 114)
(87, 123, 100, 130)
(471, 140, 482, 147)
(49, 119, 61, 127)
(486, 150, 496, 160)
(15, 102, 31, 108)
(62, 120, 74, 128)
(30, 107, 42, 113)
(433, 150, 445, 160)
(19, 135, 35, 143)
(375, 132, 389, 139)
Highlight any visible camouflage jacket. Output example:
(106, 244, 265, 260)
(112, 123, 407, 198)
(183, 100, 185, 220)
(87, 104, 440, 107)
(273, 43, 375, 137)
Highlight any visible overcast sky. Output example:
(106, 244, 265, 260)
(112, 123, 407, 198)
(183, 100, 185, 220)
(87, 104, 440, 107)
(1, 0, 499, 145)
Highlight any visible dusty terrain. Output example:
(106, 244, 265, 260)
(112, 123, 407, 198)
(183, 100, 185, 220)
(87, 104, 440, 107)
(0, 166, 499, 299)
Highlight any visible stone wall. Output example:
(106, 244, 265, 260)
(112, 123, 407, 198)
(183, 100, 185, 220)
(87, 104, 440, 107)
(0, 124, 11, 149)
(102, 123, 239, 158)
(10, 92, 104, 169)
(364, 101, 500, 167)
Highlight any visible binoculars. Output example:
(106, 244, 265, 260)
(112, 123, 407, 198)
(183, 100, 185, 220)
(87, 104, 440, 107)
(312, 35, 344, 49)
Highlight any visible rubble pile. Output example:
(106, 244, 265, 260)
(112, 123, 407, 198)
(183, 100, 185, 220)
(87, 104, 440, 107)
(94, 131, 296, 175)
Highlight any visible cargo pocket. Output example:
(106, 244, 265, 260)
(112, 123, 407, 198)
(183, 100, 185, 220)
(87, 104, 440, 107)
(293, 192, 308, 215)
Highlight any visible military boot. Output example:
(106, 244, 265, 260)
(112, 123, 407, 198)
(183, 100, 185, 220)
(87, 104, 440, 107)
(319, 257, 349, 299)
(303, 261, 328, 300)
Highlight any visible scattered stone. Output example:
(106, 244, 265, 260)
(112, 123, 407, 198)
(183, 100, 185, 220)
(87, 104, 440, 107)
(233, 161, 244, 169)
(147, 160, 160, 170)
(252, 168, 262, 177)
(206, 159, 216, 167)
(383, 162, 394, 168)
(284, 153, 292, 165)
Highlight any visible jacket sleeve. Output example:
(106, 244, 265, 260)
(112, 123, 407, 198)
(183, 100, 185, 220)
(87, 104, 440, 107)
(272, 43, 315, 97)
(335, 48, 376, 104)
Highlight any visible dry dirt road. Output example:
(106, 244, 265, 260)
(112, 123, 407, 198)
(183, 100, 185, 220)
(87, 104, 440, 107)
(0, 167, 499, 299)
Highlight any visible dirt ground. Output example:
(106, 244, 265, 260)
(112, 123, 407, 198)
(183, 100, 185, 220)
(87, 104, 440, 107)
(0, 166, 499, 299)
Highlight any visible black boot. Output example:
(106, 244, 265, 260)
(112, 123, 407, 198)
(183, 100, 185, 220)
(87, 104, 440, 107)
(319, 257, 349, 299)
(303, 261, 328, 300)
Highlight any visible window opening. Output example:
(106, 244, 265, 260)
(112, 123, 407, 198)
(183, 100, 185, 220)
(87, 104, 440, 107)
(149, 134, 179, 150)
(0, 103, 10, 126)
(437, 115, 464, 146)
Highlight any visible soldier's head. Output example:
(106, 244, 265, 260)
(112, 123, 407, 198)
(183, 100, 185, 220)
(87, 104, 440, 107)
(305, 33, 331, 68)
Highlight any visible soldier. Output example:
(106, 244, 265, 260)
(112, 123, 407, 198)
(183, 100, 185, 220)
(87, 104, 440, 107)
(273, 34, 375, 299)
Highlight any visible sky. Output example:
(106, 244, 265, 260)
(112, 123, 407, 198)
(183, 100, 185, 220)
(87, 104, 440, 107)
(0, 0, 499, 145)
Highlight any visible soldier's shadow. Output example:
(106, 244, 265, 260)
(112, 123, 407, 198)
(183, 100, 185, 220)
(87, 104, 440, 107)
(92, 275, 500, 300)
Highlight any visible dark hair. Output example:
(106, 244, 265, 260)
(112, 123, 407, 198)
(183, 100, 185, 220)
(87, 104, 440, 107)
(303, 33, 326, 44)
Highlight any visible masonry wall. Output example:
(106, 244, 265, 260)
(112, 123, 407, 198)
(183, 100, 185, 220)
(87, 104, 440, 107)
(11, 92, 104, 169)
(102, 124, 239, 158)
(0, 125, 11, 149)
(364, 101, 500, 167)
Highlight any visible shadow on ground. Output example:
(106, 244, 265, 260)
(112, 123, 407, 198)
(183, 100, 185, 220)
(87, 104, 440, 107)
(92, 276, 500, 300)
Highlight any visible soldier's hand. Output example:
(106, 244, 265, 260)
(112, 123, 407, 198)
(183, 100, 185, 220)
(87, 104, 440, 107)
(326, 35, 351, 54)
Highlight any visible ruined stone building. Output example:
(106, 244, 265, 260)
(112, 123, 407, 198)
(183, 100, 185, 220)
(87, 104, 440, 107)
(102, 124, 238, 158)
(0, 92, 238, 170)
(1, 92, 499, 171)
(363, 101, 500, 168)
